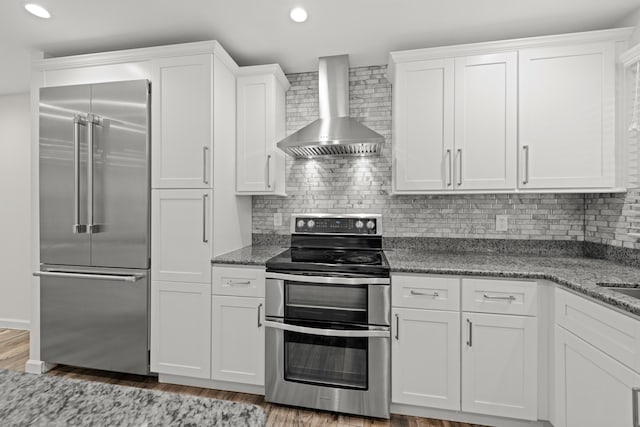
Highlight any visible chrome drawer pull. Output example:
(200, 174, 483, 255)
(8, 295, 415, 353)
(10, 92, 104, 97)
(228, 280, 251, 285)
(483, 293, 516, 301)
(264, 320, 389, 338)
(34, 271, 143, 283)
(410, 290, 439, 297)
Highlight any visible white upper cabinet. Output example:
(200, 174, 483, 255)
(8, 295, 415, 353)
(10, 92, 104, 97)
(393, 58, 455, 192)
(236, 65, 289, 195)
(455, 53, 517, 190)
(152, 54, 213, 189)
(389, 28, 630, 194)
(519, 42, 615, 189)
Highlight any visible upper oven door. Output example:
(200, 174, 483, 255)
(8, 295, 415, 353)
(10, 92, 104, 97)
(265, 272, 390, 326)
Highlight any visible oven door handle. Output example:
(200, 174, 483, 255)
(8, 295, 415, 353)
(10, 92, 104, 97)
(263, 320, 389, 338)
(265, 272, 390, 285)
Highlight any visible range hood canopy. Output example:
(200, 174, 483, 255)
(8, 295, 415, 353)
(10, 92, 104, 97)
(277, 54, 384, 158)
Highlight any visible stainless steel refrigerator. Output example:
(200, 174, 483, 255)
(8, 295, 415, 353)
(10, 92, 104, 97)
(35, 80, 151, 375)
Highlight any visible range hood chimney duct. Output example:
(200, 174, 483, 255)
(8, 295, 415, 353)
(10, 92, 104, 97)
(277, 55, 384, 158)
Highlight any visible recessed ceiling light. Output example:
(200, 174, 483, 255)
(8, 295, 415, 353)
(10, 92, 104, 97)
(290, 7, 307, 23)
(25, 3, 51, 19)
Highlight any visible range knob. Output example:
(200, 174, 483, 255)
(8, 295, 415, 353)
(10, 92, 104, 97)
(366, 220, 376, 230)
(296, 219, 305, 228)
(355, 220, 364, 229)
(307, 219, 315, 229)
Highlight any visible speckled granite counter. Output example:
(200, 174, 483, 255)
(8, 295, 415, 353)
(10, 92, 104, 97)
(212, 244, 640, 317)
(386, 249, 640, 317)
(212, 245, 286, 266)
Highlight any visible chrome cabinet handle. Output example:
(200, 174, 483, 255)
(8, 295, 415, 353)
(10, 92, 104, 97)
(202, 146, 209, 184)
(483, 293, 516, 301)
(467, 318, 473, 347)
(266, 154, 272, 189)
(266, 272, 390, 285)
(633, 387, 640, 427)
(395, 313, 400, 340)
(229, 280, 251, 285)
(202, 193, 208, 243)
(34, 271, 144, 283)
(457, 148, 462, 186)
(263, 320, 389, 338)
(72, 114, 86, 234)
(446, 149, 452, 187)
(522, 145, 529, 184)
(257, 303, 263, 328)
(410, 290, 439, 297)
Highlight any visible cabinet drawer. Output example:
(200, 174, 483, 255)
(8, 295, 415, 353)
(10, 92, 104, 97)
(555, 287, 640, 373)
(212, 265, 265, 298)
(392, 274, 460, 311)
(462, 278, 537, 316)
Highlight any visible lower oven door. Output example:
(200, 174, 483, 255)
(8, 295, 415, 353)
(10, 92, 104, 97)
(264, 318, 390, 419)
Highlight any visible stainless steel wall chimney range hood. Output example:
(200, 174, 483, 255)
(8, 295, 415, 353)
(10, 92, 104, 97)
(277, 55, 384, 158)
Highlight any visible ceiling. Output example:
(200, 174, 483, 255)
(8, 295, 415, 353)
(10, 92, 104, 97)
(1, 0, 639, 95)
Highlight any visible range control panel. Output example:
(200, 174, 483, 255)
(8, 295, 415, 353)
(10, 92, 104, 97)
(292, 215, 380, 235)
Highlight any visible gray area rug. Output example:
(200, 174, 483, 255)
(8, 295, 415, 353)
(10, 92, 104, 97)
(0, 369, 266, 426)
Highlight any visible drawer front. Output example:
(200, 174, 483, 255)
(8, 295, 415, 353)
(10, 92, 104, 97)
(555, 287, 640, 373)
(212, 265, 265, 298)
(392, 274, 460, 311)
(462, 278, 537, 316)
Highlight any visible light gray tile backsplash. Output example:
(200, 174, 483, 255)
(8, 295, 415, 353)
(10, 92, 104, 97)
(253, 65, 640, 251)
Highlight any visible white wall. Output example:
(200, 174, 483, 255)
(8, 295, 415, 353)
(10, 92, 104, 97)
(616, 6, 640, 45)
(0, 93, 31, 329)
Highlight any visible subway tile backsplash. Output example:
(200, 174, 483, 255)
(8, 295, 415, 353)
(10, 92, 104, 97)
(252, 64, 640, 251)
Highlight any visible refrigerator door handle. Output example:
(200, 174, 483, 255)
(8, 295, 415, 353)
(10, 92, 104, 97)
(86, 114, 102, 234)
(34, 270, 144, 283)
(72, 114, 87, 234)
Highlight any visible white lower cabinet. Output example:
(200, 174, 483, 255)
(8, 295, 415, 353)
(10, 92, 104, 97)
(211, 295, 265, 385)
(150, 281, 211, 378)
(555, 318, 640, 427)
(461, 312, 538, 420)
(392, 307, 460, 410)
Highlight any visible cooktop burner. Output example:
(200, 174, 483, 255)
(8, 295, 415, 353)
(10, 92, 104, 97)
(266, 248, 389, 277)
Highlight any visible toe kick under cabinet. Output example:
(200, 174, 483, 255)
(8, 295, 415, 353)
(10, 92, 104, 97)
(391, 274, 538, 421)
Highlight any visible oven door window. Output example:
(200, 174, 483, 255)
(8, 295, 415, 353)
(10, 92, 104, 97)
(285, 282, 367, 324)
(284, 325, 368, 390)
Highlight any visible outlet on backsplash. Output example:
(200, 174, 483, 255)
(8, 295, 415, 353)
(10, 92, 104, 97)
(496, 215, 508, 232)
(274, 213, 283, 227)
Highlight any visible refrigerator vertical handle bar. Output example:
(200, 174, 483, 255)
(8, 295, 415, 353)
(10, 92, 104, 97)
(72, 115, 86, 234)
(202, 193, 209, 243)
(633, 387, 640, 427)
(86, 114, 94, 234)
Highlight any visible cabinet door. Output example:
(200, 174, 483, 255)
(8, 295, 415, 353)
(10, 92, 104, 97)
(393, 59, 454, 192)
(150, 281, 211, 378)
(211, 296, 265, 385)
(152, 189, 211, 283)
(236, 74, 276, 193)
(392, 308, 460, 410)
(519, 43, 615, 189)
(462, 312, 537, 420)
(152, 55, 212, 188)
(555, 326, 640, 427)
(455, 53, 517, 190)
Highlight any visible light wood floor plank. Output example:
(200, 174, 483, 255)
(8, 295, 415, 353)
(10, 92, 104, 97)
(0, 329, 487, 427)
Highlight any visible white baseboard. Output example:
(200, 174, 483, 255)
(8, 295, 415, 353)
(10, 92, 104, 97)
(0, 318, 30, 330)
(158, 374, 265, 396)
(25, 359, 56, 374)
(390, 403, 552, 427)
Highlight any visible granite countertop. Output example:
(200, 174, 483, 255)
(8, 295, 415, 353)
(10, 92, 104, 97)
(386, 249, 640, 317)
(213, 244, 640, 317)
(212, 245, 286, 266)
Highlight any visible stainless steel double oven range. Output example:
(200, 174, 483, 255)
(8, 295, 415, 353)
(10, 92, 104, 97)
(264, 214, 390, 419)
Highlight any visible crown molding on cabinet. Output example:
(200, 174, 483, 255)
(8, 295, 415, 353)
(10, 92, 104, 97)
(32, 40, 239, 74)
(237, 64, 291, 90)
(387, 27, 634, 82)
(621, 42, 640, 67)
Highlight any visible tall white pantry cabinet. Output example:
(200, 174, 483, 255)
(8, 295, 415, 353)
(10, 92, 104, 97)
(388, 28, 632, 194)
